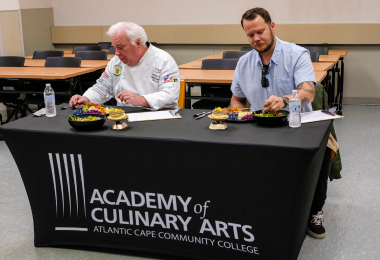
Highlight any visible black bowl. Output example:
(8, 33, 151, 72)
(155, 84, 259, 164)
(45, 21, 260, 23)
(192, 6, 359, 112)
(68, 114, 106, 131)
(253, 110, 289, 126)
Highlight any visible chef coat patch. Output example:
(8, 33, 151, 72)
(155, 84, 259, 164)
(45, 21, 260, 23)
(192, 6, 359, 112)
(98, 78, 105, 84)
(151, 67, 161, 83)
(113, 65, 122, 76)
(103, 72, 109, 78)
(164, 75, 178, 83)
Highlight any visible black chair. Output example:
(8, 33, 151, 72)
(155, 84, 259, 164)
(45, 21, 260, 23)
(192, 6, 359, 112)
(32, 50, 64, 59)
(222, 51, 247, 59)
(108, 46, 115, 54)
(0, 56, 31, 124)
(241, 47, 253, 51)
(191, 59, 238, 109)
(98, 42, 112, 50)
(310, 52, 320, 62)
(75, 51, 107, 60)
(72, 46, 102, 54)
(150, 42, 158, 47)
(299, 44, 329, 55)
(24, 57, 82, 109)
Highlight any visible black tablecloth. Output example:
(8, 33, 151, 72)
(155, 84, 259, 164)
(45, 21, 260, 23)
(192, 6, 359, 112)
(0, 106, 331, 260)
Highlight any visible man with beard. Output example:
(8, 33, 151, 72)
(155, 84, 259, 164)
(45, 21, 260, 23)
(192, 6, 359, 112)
(231, 8, 330, 239)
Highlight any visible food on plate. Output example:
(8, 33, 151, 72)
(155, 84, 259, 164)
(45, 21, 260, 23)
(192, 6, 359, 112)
(254, 111, 286, 117)
(226, 106, 241, 114)
(85, 109, 103, 114)
(212, 107, 229, 120)
(69, 114, 102, 122)
(75, 102, 107, 114)
(109, 108, 126, 120)
(237, 111, 253, 120)
(241, 114, 254, 121)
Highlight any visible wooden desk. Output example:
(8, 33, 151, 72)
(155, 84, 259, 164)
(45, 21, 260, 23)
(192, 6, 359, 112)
(179, 69, 234, 83)
(0, 67, 97, 80)
(197, 53, 223, 60)
(319, 55, 340, 64)
(178, 60, 202, 69)
(25, 54, 115, 61)
(312, 62, 334, 71)
(314, 71, 327, 83)
(61, 48, 110, 54)
(328, 50, 347, 58)
(24, 59, 109, 69)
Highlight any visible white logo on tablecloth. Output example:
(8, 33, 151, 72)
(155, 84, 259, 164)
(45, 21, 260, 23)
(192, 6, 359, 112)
(48, 153, 88, 231)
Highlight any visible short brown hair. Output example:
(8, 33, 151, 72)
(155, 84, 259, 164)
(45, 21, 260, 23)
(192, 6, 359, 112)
(241, 7, 272, 28)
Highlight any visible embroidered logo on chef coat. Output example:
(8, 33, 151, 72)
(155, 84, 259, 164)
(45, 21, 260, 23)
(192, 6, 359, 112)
(151, 67, 161, 83)
(113, 65, 122, 76)
(103, 72, 109, 78)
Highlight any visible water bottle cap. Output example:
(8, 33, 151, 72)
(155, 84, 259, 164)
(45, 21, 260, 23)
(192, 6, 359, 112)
(292, 90, 297, 93)
(46, 83, 51, 87)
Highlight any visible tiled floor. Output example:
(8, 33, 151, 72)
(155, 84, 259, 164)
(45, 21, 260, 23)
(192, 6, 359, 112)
(1, 105, 379, 260)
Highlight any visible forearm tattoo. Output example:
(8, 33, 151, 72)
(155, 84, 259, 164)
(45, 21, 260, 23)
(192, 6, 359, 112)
(297, 82, 315, 94)
(301, 97, 311, 107)
(231, 96, 246, 106)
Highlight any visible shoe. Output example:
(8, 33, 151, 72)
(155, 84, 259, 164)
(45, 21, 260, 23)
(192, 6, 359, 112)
(307, 211, 326, 239)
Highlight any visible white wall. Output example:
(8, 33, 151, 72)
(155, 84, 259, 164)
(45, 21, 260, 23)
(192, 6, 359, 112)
(19, 0, 52, 9)
(0, 0, 19, 11)
(52, 0, 380, 26)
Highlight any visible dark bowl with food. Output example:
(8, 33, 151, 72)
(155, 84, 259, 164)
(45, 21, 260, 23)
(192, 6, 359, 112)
(253, 110, 289, 126)
(68, 114, 106, 131)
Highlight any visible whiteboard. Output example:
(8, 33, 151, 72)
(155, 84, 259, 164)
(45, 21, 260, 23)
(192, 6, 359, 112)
(52, 0, 380, 26)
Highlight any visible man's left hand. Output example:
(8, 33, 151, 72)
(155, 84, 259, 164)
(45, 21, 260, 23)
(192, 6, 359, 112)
(116, 91, 144, 106)
(262, 96, 285, 113)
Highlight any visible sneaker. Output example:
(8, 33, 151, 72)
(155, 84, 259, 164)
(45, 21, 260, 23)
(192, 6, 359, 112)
(307, 211, 326, 239)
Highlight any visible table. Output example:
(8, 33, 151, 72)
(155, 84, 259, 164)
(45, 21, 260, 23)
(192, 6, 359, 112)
(62, 48, 110, 54)
(0, 67, 96, 96)
(0, 106, 331, 260)
(25, 54, 115, 61)
(24, 59, 109, 70)
(328, 50, 347, 114)
(312, 62, 334, 71)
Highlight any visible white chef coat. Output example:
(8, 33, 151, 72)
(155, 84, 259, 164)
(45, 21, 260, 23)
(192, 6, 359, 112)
(83, 43, 180, 110)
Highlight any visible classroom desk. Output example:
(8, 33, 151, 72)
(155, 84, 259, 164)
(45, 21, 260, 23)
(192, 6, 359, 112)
(318, 55, 340, 64)
(328, 50, 347, 58)
(25, 54, 115, 61)
(0, 106, 331, 260)
(180, 61, 333, 72)
(62, 48, 110, 54)
(24, 59, 109, 69)
(197, 53, 223, 60)
(328, 50, 347, 114)
(179, 69, 326, 108)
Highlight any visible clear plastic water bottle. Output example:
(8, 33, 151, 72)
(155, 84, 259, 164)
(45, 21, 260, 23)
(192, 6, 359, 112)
(44, 83, 56, 117)
(289, 89, 301, 128)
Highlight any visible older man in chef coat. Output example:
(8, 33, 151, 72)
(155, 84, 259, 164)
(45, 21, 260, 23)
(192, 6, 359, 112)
(69, 22, 180, 110)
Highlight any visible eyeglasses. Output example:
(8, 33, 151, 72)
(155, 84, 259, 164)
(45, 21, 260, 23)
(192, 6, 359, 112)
(261, 65, 270, 88)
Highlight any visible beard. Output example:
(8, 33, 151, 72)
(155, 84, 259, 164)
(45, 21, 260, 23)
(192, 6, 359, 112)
(254, 31, 275, 54)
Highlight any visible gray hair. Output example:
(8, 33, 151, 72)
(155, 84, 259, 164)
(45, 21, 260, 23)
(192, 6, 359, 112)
(107, 22, 148, 46)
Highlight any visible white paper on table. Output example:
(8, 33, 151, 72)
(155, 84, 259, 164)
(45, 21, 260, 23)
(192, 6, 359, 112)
(301, 110, 344, 124)
(127, 111, 178, 122)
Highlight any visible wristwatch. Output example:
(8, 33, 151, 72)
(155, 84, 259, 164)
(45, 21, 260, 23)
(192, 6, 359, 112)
(282, 96, 289, 108)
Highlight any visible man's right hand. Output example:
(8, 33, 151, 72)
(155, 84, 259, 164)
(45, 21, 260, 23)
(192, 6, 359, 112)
(69, 95, 90, 107)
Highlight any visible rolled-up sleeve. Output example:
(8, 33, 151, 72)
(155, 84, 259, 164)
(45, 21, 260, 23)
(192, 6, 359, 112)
(143, 59, 180, 110)
(293, 50, 316, 87)
(83, 62, 114, 104)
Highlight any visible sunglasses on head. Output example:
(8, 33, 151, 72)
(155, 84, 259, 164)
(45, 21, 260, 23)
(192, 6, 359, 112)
(261, 65, 270, 88)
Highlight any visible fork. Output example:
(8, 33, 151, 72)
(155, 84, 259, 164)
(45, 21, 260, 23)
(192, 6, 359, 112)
(60, 105, 71, 110)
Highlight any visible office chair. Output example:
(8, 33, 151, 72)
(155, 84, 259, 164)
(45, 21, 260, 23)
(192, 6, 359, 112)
(310, 52, 320, 62)
(299, 44, 329, 55)
(108, 46, 115, 54)
(192, 59, 238, 109)
(72, 46, 102, 54)
(75, 51, 107, 60)
(98, 42, 112, 50)
(241, 47, 253, 51)
(222, 51, 248, 59)
(0, 56, 31, 124)
(33, 50, 64, 59)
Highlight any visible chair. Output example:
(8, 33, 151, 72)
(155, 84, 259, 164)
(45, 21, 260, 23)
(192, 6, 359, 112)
(310, 52, 320, 62)
(150, 42, 158, 47)
(24, 57, 82, 109)
(299, 44, 329, 55)
(108, 46, 115, 54)
(241, 47, 253, 51)
(32, 50, 64, 59)
(98, 42, 112, 50)
(75, 51, 107, 60)
(0, 56, 31, 124)
(222, 51, 247, 59)
(191, 59, 238, 109)
(72, 46, 102, 54)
